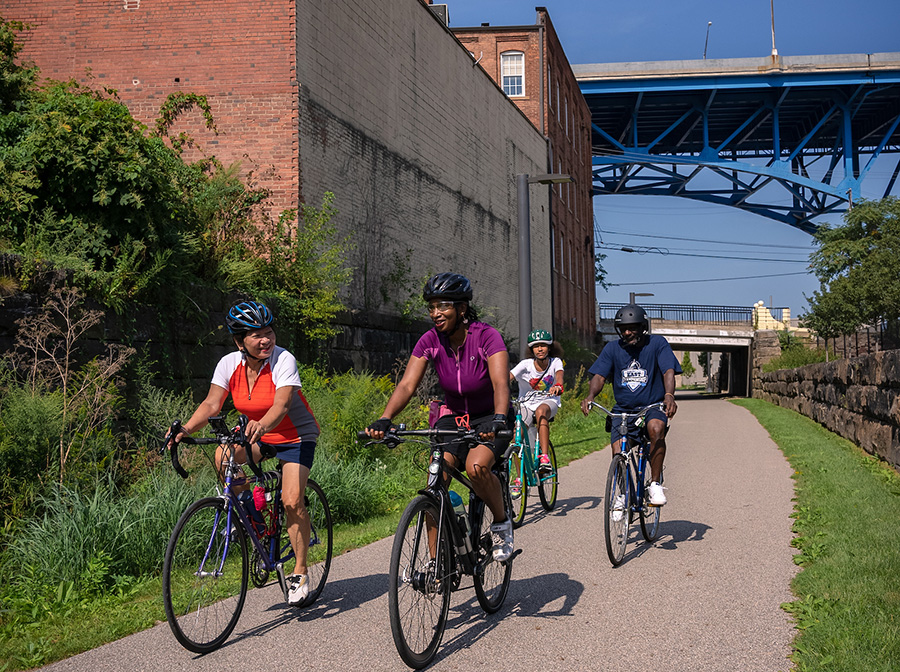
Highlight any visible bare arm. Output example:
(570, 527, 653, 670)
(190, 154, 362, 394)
(662, 369, 677, 418)
(169, 384, 229, 447)
(580, 374, 607, 415)
(549, 368, 564, 395)
(365, 355, 428, 438)
(487, 350, 510, 416)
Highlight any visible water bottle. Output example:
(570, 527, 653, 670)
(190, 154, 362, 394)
(448, 490, 472, 552)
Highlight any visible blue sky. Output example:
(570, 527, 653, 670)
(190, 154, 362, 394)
(445, 0, 900, 315)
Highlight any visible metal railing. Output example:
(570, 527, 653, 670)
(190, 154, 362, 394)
(597, 303, 787, 326)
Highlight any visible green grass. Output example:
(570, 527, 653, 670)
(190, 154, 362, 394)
(732, 398, 900, 672)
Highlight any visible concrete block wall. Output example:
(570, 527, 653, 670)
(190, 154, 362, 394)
(294, 0, 551, 335)
(753, 349, 900, 469)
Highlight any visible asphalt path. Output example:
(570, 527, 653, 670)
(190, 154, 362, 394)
(42, 394, 798, 672)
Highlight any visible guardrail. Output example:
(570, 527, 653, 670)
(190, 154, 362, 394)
(597, 303, 786, 326)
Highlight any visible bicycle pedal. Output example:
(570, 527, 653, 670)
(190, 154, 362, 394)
(275, 563, 288, 602)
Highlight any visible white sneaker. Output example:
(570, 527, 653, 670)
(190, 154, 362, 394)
(648, 481, 667, 506)
(490, 519, 514, 562)
(287, 573, 309, 605)
(611, 494, 626, 522)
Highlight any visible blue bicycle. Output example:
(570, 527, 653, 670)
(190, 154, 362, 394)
(587, 402, 664, 566)
(162, 414, 333, 653)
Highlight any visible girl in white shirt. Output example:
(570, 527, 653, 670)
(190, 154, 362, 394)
(509, 330, 564, 472)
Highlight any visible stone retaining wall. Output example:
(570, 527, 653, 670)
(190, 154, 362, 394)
(753, 349, 900, 469)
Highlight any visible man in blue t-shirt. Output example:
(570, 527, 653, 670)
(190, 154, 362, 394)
(580, 304, 680, 505)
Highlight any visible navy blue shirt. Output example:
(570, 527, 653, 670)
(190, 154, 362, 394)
(588, 334, 682, 410)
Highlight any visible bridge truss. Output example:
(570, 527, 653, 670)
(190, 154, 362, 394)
(576, 54, 900, 233)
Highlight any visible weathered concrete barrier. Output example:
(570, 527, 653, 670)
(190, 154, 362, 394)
(753, 349, 900, 469)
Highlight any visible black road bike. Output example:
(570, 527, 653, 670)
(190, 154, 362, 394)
(360, 425, 518, 669)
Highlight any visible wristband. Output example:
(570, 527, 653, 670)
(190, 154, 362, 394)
(664, 393, 675, 398)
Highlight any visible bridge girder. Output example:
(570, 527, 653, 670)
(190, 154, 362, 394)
(577, 54, 900, 233)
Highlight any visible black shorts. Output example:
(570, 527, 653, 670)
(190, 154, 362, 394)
(259, 441, 316, 469)
(433, 412, 512, 467)
(609, 407, 668, 448)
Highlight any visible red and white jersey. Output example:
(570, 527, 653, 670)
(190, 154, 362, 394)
(211, 346, 319, 444)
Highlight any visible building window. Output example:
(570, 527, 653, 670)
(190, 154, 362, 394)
(501, 52, 524, 97)
(548, 63, 552, 108)
(565, 96, 569, 137)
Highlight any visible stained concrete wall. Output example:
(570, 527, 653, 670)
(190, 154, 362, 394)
(753, 348, 900, 469)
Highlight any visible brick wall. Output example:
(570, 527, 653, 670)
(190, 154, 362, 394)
(753, 348, 900, 470)
(9, 0, 300, 215)
(7, 0, 552, 355)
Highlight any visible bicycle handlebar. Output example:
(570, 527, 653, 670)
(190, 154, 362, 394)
(588, 401, 665, 419)
(357, 426, 515, 458)
(163, 415, 256, 480)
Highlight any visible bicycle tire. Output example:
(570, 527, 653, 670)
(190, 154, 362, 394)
(162, 497, 248, 653)
(537, 440, 558, 511)
(604, 454, 630, 567)
(299, 478, 333, 607)
(472, 494, 513, 613)
(639, 460, 662, 542)
(389, 495, 451, 669)
(508, 447, 527, 528)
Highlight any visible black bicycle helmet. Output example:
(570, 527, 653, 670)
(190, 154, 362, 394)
(226, 301, 274, 334)
(423, 272, 473, 302)
(614, 304, 649, 335)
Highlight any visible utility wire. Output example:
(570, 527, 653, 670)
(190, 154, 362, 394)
(601, 238, 809, 258)
(597, 227, 812, 250)
(596, 244, 809, 263)
(607, 271, 811, 286)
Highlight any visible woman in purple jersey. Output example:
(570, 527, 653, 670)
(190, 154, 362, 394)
(365, 273, 514, 561)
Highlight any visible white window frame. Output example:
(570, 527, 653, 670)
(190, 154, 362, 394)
(500, 51, 525, 97)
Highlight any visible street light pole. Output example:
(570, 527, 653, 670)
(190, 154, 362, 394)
(516, 172, 573, 359)
(516, 173, 532, 361)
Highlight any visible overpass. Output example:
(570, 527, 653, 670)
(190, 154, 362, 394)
(595, 303, 792, 396)
(575, 53, 900, 233)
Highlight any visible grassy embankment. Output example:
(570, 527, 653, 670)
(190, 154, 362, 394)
(733, 398, 900, 672)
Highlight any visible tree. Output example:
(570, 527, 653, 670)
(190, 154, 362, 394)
(804, 197, 900, 337)
(680, 351, 696, 379)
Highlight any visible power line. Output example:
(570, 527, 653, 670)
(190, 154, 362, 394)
(596, 244, 810, 263)
(601, 238, 810, 258)
(597, 227, 812, 250)
(607, 271, 811, 286)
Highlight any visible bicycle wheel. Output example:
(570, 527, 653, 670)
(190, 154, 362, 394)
(389, 495, 451, 669)
(639, 459, 662, 542)
(162, 497, 248, 653)
(300, 479, 333, 607)
(508, 447, 527, 528)
(472, 495, 513, 613)
(537, 440, 559, 511)
(604, 455, 630, 567)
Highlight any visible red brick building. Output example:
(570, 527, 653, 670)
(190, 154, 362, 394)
(5, 1, 554, 370)
(452, 7, 596, 345)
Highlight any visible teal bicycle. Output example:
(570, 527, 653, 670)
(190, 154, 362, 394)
(507, 391, 559, 527)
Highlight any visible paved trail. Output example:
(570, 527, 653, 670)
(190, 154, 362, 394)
(43, 395, 797, 672)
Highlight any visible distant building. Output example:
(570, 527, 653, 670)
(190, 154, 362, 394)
(452, 6, 596, 344)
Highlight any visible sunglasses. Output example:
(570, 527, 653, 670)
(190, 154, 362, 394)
(426, 301, 456, 314)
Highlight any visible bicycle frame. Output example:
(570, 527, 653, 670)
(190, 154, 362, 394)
(590, 402, 663, 515)
(168, 418, 297, 576)
(511, 394, 554, 489)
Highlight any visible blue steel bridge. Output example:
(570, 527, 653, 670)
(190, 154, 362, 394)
(575, 53, 900, 233)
